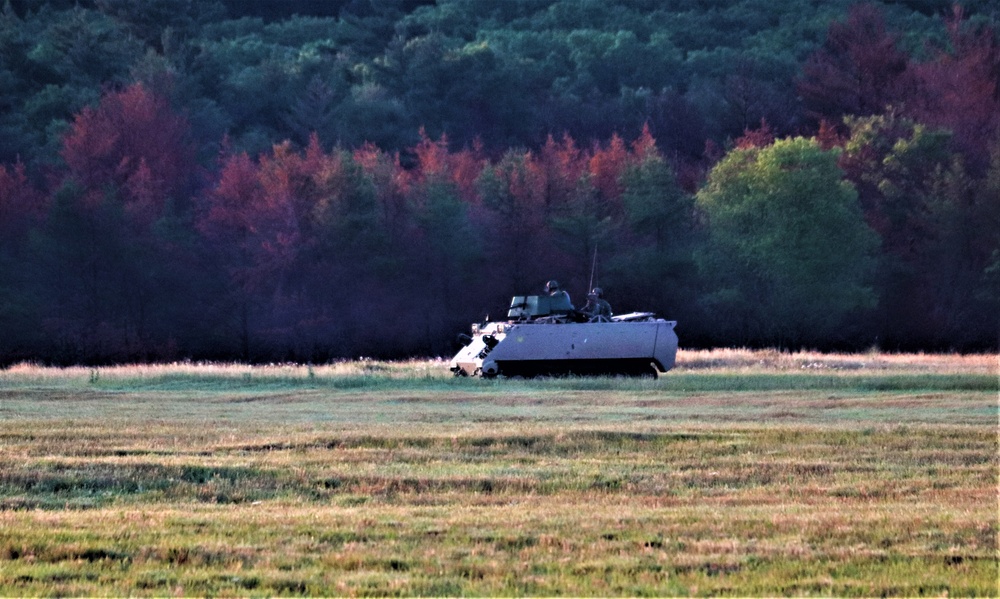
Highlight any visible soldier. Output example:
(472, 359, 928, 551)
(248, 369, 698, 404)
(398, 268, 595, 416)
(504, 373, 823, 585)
(544, 279, 574, 314)
(582, 287, 612, 320)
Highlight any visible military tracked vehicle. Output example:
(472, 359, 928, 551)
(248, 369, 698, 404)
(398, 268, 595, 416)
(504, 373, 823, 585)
(449, 293, 678, 378)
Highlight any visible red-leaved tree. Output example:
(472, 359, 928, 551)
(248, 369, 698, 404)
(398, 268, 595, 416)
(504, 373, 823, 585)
(197, 148, 300, 358)
(588, 132, 632, 215)
(61, 83, 196, 227)
(905, 8, 1000, 173)
(532, 133, 589, 217)
(798, 3, 912, 127)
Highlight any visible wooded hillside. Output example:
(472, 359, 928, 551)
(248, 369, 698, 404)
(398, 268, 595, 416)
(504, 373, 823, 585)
(0, 0, 997, 363)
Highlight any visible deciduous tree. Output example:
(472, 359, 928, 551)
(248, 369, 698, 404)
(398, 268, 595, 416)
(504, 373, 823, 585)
(798, 3, 912, 126)
(61, 82, 196, 227)
(905, 9, 1000, 174)
(841, 113, 999, 348)
(696, 137, 878, 346)
(197, 147, 299, 359)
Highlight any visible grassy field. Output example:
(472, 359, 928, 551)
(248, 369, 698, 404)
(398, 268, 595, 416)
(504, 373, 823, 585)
(0, 350, 997, 596)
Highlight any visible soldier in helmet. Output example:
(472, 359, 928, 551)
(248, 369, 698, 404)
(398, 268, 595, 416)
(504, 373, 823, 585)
(544, 279, 574, 314)
(582, 287, 613, 320)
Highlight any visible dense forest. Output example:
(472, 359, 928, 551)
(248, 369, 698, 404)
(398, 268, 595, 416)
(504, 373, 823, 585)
(0, 0, 997, 364)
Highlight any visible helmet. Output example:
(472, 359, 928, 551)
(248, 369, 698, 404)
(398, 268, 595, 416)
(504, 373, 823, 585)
(545, 280, 560, 293)
(590, 287, 603, 298)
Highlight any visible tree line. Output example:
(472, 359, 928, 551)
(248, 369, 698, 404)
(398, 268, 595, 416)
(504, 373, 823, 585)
(0, 1, 997, 363)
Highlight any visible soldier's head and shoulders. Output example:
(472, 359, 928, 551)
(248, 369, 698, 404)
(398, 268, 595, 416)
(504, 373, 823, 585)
(544, 279, 574, 313)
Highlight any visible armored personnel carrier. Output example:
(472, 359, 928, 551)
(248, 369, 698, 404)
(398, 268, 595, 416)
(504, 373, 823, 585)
(449, 293, 678, 378)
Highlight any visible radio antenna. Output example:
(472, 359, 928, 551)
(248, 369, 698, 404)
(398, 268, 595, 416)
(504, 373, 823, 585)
(588, 246, 598, 291)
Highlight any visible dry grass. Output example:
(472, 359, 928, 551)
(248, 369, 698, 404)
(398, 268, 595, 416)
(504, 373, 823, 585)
(674, 348, 998, 374)
(0, 350, 997, 596)
(2, 348, 995, 383)
(0, 357, 452, 384)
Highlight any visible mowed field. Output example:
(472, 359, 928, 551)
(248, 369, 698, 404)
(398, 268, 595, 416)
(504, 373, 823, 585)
(0, 350, 997, 596)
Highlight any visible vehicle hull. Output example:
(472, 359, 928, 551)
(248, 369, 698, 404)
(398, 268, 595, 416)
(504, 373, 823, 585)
(450, 319, 678, 378)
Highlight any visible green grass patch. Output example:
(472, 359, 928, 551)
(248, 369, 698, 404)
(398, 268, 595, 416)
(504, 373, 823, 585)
(74, 371, 997, 394)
